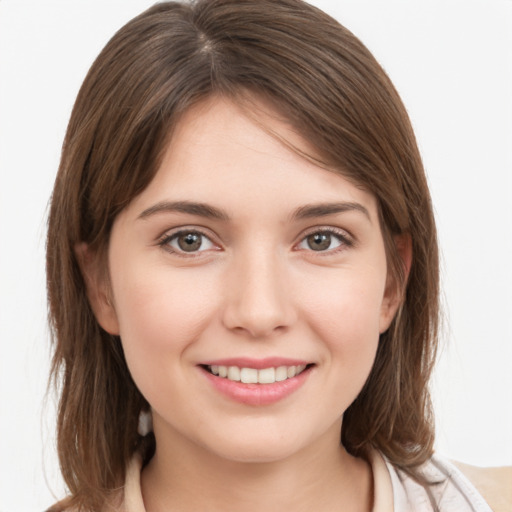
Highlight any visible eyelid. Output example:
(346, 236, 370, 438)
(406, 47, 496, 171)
(157, 226, 222, 256)
(155, 224, 354, 256)
(294, 226, 354, 253)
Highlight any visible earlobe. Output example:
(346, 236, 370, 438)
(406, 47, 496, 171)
(74, 242, 120, 335)
(379, 233, 412, 333)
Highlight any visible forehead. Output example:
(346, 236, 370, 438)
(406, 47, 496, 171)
(124, 94, 378, 222)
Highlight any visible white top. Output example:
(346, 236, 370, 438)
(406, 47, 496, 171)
(121, 451, 493, 511)
(370, 451, 493, 511)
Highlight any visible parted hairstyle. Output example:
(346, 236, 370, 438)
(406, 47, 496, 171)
(47, 0, 439, 510)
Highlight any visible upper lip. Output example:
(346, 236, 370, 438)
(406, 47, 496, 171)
(199, 357, 312, 369)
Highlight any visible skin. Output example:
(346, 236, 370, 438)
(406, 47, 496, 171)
(86, 95, 406, 512)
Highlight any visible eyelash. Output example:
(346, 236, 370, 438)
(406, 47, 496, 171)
(157, 226, 354, 257)
(158, 228, 218, 257)
(296, 227, 354, 255)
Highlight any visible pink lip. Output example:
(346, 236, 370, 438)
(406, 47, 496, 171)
(199, 361, 313, 406)
(200, 357, 310, 369)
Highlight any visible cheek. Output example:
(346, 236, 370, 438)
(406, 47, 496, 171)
(109, 265, 224, 412)
(299, 266, 386, 383)
(302, 264, 386, 338)
(110, 264, 220, 378)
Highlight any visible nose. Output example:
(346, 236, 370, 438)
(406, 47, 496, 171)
(222, 250, 296, 339)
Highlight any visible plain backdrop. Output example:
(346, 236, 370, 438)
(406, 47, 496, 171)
(1, 0, 511, 510)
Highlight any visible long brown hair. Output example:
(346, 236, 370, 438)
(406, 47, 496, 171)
(47, 0, 439, 509)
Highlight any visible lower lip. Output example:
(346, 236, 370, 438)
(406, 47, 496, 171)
(200, 366, 312, 406)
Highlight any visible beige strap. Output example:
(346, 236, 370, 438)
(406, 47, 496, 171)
(123, 453, 146, 512)
(453, 461, 512, 512)
(370, 450, 394, 511)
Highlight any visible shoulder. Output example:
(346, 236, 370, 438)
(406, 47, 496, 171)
(46, 489, 125, 512)
(381, 452, 503, 511)
(453, 460, 512, 512)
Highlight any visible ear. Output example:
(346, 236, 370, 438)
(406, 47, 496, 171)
(379, 233, 412, 333)
(74, 242, 120, 335)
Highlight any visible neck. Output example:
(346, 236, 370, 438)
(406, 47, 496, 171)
(141, 421, 373, 512)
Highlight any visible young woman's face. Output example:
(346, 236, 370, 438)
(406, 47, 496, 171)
(97, 96, 399, 463)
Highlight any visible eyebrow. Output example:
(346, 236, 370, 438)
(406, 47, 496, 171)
(138, 200, 230, 221)
(292, 202, 371, 222)
(137, 200, 370, 223)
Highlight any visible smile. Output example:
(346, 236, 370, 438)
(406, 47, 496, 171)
(200, 359, 314, 405)
(207, 364, 308, 384)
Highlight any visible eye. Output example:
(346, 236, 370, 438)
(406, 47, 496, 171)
(160, 230, 216, 254)
(297, 229, 351, 252)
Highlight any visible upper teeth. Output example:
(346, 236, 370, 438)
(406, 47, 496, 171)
(209, 365, 307, 384)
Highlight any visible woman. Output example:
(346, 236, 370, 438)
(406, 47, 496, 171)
(46, 0, 510, 510)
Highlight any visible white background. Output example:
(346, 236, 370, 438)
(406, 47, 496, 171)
(1, 1, 511, 510)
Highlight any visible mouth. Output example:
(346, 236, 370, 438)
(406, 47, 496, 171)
(199, 360, 314, 405)
(200, 363, 313, 384)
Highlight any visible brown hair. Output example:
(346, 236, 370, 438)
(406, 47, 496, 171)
(47, 0, 439, 509)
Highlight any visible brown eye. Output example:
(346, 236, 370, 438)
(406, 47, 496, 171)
(306, 233, 332, 251)
(164, 231, 215, 253)
(177, 233, 202, 252)
(297, 230, 348, 253)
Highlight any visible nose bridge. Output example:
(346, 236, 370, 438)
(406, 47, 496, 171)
(223, 244, 295, 338)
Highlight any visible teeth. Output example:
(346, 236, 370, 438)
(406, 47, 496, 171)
(207, 364, 308, 384)
(258, 367, 275, 384)
(240, 368, 258, 384)
(227, 366, 241, 381)
(275, 366, 288, 381)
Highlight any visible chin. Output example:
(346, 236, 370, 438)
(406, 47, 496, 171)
(201, 426, 318, 465)
(212, 444, 300, 465)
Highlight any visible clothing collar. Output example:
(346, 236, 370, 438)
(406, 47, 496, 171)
(121, 450, 394, 511)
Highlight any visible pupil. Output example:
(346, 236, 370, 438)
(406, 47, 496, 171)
(308, 233, 331, 251)
(178, 233, 201, 252)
